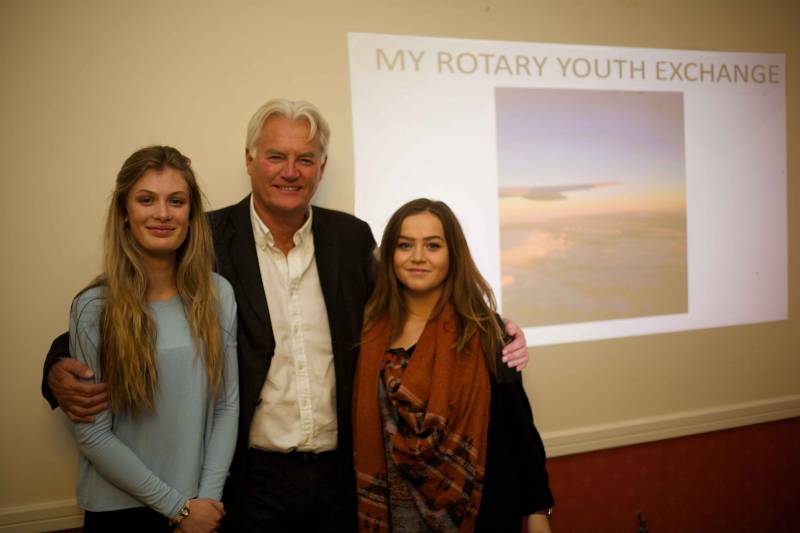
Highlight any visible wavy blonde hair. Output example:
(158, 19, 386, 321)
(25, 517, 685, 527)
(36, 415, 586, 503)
(86, 145, 222, 413)
(363, 198, 503, 375)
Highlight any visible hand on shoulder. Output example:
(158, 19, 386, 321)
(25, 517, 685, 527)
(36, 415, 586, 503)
(50, 358, 108, 423)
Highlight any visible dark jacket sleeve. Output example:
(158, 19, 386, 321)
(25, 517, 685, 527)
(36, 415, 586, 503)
(477, 374, 554, 531)
(42, 332, 70, 409)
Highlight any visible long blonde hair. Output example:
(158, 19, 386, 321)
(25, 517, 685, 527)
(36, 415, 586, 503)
(363, 198, 503, 374)
(86, 145, 222, 413)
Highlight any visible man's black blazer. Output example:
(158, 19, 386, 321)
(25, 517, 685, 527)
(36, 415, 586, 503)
(208, 195, 376, 505)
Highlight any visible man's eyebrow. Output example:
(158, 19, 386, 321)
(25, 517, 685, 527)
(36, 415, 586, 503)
(264, 149, 318, 158)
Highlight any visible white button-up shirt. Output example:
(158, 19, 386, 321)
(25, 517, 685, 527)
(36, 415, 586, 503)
(247, 198, 338, 452)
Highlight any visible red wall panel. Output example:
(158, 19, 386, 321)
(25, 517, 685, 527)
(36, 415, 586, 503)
(544, 417, 800, 533)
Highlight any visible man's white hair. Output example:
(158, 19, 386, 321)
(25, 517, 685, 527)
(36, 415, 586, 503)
(246, 98, 330, 159)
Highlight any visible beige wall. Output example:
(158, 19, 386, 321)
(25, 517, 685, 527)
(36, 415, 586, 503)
(1, 0, 797, 529)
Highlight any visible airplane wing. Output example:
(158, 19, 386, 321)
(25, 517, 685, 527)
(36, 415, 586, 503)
(499, 181, 619, 201)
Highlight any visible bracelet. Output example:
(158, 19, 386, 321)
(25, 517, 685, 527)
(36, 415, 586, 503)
(168, 502, 190, 526)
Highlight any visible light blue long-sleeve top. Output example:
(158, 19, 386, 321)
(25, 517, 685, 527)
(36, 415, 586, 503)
(69, 273, 239, 519)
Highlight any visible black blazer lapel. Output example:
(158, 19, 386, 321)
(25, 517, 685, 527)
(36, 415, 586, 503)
(225, 196, 272, 341)
(311, 206, 340, 340)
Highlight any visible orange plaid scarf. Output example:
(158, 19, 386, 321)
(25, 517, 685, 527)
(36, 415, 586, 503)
(353, 304, 491, 532)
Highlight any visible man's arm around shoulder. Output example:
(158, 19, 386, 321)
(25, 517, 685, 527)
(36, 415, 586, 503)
(42, 332, 108, 423)
(42, 332, 70, 408)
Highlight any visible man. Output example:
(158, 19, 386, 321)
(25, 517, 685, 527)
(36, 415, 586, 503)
(43, 99, 530, 531)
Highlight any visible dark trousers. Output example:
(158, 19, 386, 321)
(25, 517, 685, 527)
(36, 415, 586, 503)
(84, 506, 171, 533)
(229, 448, 356, 533)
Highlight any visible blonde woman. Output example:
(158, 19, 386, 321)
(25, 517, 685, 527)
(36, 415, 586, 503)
(69, 146, 238, 532)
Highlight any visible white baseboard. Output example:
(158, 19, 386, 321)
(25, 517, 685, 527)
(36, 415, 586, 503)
(0, 499, 81, 532)
(3, 395, 799, 529)
(542, 394, 800, 457)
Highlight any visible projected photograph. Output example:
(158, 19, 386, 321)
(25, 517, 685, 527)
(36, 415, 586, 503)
(497, 87, 688, 327)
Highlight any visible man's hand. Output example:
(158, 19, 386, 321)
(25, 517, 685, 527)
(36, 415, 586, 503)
(177, 499, 225, 533)
(502, 318, 529, 371)
(48, 358, 108, 423)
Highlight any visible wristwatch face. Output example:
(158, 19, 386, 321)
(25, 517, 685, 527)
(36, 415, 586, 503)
(170, 505, 190, 526)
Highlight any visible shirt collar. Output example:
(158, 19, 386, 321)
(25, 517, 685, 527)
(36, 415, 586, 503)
(250, 195, 314, 251)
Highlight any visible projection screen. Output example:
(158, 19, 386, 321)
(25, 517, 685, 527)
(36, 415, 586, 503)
(348, 32, 786, 347)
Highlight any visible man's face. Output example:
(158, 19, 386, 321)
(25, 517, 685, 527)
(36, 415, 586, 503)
(246, 115, 326, 223)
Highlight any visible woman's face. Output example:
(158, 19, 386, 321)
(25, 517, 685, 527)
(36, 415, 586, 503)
(393, 212, 450, 297)
(125, 167, 190, 262)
